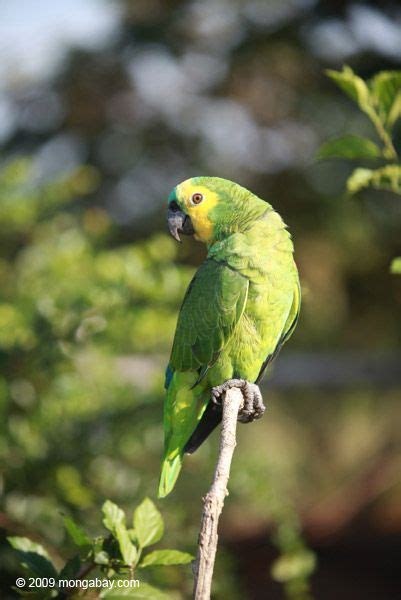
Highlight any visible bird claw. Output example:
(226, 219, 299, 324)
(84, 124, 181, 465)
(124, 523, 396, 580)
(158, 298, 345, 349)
(211, 379, 265, 423)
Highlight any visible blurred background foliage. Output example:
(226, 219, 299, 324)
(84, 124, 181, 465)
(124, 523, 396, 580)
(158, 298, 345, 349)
(0, 1, 401, 599)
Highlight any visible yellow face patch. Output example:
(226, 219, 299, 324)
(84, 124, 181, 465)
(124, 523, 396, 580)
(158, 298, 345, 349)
(176, 180, 219, 243)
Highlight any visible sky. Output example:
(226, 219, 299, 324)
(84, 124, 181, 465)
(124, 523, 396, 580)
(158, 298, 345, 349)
(0, 0, 121, 88)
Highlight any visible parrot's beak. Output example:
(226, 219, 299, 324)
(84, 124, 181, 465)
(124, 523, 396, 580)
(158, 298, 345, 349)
(167, 205, 194, 242)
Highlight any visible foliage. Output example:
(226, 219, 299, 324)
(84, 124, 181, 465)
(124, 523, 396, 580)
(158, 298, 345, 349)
(390, 256, 401, 274)
(319, 66, 400, 165)
(0, 157, 194, 597)
(0, 156, 190, 480)
(270, 505, 316, 600)
(9, 497, 193, 598)
(317, 66, 401, 271)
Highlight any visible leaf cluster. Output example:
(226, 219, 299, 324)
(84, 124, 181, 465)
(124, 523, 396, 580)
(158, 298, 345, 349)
(9, 497, 193, 599)
(317, 67, 401, 190)
(317, 66, 401, 271)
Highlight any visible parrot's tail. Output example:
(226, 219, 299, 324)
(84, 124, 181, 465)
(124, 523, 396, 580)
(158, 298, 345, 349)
(158, 453, 183, 498)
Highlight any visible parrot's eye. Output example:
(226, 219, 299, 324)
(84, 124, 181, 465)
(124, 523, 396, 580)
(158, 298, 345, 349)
(190, 192, 203, 205)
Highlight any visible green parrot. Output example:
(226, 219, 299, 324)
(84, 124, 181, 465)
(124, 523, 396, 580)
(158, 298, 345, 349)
(158, 176, 300, 498)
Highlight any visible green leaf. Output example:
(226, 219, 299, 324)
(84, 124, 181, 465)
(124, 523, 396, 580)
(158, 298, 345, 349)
(100, 581, 170, 599)
(347, 164, 401, 195)
(346, 168, 375, 193)
(327, 67, 397, 159)
(388, 95, 401, 130)
(271, 550, 316, 583)
(390, 257, 401, 274)
(316, 135, 382, 160)
(8, 537, 58, 578)
(63, 515, 91, 548)
(115, 524, 137, 567)
(127, 528, 137, 544)
(102, 500, 126, 535)
(139, 549, 194, 568)
(326, 66, 372, 113)
(101, 502, 137, 565)
(133, 498, 164, 549)
(94, 550, 110, 566)
(58, 555, 81, 579)
(370, 71, 401, 128)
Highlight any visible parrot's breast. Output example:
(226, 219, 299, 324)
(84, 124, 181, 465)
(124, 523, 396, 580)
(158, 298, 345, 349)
(206, 214, 298, 384)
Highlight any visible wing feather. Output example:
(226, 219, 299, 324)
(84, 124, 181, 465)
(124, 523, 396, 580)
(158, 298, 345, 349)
(255, 278, 301, 384)
(168, 259, 249, 378)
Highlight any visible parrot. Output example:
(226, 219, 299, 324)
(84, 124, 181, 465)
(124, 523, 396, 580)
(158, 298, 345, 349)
(158, 176, 300, 498)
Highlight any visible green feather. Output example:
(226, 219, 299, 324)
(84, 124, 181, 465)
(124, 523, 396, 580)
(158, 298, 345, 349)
(158, 454, 182, 499)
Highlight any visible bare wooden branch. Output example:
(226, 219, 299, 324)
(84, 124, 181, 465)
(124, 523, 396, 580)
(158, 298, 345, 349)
(193, 386, 244, 600)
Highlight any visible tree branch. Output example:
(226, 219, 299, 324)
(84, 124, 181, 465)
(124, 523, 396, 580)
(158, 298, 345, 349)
(193, 386, 244, 600)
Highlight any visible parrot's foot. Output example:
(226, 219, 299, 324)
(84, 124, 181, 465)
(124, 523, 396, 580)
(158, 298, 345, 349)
(211, 379, 265, 423)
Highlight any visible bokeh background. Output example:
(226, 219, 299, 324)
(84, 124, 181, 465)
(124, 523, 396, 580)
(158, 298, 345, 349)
(1, 1, 401, 598)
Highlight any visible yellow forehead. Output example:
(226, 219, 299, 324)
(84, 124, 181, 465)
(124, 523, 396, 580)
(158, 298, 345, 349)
(176, 181, 219, 243)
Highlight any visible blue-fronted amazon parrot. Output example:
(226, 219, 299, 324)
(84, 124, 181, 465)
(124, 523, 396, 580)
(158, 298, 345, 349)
(158, 177, 300, 498)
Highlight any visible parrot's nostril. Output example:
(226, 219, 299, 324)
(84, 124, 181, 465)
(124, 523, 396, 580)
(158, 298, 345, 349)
(169, 201, 180, 212)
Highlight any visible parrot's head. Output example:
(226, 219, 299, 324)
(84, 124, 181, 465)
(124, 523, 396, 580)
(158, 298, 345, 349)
(167, 176, 270, 245)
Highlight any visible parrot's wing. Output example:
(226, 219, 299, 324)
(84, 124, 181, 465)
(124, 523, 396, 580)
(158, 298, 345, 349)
(168, 258, 249, 380)
(255, 278, 301, 383)
(159, 259, 249, 497)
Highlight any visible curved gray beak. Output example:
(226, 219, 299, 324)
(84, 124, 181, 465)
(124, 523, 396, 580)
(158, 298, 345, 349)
(167, 207, 194, 242)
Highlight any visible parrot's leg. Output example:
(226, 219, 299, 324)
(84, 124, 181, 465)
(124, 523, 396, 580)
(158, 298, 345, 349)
(211, 379, 265, 423)
(238, 382, 265, 423)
